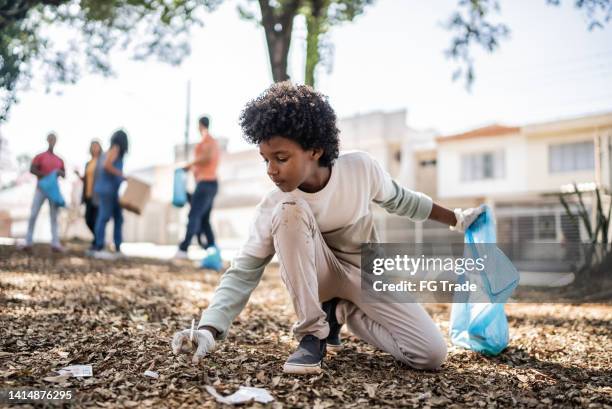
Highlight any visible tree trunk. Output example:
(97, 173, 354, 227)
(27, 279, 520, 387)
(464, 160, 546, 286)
(304, 0, 328, 87)
(258, 0, 302, 83)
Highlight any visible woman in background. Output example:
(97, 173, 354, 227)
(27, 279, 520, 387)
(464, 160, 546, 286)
(91, 130, 128, 258)
(75, 139, 102, 248)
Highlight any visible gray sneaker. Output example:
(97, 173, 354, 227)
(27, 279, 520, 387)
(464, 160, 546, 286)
(282, 335, 326, 375)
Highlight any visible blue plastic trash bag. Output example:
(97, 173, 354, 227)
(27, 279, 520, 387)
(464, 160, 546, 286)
(200, 246, 223, 271)
(449, 206, 519, 356)
(172, 168, 188, 208)
(38, 170, 66, 207)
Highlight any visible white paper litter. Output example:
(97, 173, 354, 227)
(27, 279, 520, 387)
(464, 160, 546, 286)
(43, 374, 71, 383)
(204, 385, 274, 405)
(57, 365, 93, 377)
(144, 370, 159, 379)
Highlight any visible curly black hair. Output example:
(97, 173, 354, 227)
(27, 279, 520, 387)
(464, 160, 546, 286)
(239, 82, 340, 167)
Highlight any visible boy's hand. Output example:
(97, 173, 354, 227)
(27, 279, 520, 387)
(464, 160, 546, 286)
(450, 205, 485, 233)
(171, 328, 216, 364)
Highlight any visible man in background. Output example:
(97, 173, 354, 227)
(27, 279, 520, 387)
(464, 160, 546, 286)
(23, 132, 66, 252)
(175, 116, 220, 259)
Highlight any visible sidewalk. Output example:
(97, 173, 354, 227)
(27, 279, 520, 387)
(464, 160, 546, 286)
(0, 237, 275, 265)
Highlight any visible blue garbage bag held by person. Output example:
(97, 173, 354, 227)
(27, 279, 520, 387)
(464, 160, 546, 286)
(172, 168, 188, 208)
(38, 170, 66, 207)
(449, 206, 519, 356)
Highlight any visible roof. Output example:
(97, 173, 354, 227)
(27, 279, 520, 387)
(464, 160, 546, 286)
(436, 124, 520, 143)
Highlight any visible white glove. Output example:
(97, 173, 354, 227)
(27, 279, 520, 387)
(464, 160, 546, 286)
(171, 328, 216, 364)
(450, 205, 486, 233)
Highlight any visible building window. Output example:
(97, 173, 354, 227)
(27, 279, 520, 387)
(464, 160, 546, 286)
(537, 215, 557, 240)
(461, 151, 505, 181)
(549, 141, 594, 173)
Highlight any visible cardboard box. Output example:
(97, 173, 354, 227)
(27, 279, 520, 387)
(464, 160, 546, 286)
(0, 210, 11, 237)
(119, 177, 151, 215)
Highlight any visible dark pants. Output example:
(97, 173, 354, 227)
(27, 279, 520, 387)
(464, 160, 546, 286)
(94, 192, 123, 251)
(84, 198, 98, 245)
(179, 180, 218, 251)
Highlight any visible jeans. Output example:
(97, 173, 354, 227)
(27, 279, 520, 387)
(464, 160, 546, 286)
(25, 188, 60, 247)
(94, 192, 123, 251)
(179, 180, 218, 251)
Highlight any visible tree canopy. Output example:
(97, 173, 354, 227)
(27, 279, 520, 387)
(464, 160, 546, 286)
(1, 0, 610, 121)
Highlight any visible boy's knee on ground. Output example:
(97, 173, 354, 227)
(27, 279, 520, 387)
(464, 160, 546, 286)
(400, 334, 447, 370)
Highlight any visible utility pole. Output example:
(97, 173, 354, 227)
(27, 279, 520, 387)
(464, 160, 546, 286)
(184, 80, 191, 162)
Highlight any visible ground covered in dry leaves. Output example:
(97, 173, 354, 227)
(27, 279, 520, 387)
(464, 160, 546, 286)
(1, 244, 610, 408)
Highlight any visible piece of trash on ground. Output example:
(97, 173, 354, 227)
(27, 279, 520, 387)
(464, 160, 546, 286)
(57, 365, 93, 377)
(144, 370, 159, 379)
(43, 374, 72, 383)
(205, 385, 274, 405)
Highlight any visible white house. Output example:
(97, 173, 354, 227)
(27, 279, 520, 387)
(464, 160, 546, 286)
(436, 112, 612, 245)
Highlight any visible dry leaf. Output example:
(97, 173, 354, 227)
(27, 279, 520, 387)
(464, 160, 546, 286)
(364, 383, 377, 398)
(516, 374, 529, 383)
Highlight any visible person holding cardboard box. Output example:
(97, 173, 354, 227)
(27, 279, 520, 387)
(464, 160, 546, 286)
(90, 130, 129, 259)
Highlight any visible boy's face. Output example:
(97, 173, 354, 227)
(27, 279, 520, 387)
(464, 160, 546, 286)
(259, 136, 323, 193)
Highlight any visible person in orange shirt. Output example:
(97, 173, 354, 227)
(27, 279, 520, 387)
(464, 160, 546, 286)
(175, 116, 220, 259)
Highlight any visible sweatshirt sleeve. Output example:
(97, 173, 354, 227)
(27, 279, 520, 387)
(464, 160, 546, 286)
(375, 179, 433, 221)
(366, 153, 433, 221)
(198, 252, 272, 340)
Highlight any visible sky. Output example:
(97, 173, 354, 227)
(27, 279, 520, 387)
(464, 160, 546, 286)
(1, 0, 611, 172)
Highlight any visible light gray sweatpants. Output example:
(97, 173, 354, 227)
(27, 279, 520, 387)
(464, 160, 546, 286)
(25, 188, 60, 247)
(271, 198, 447, 370)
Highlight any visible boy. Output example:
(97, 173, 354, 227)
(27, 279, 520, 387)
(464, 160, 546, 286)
(23, 133, 66, 252)
(172, 83, 483, 374)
